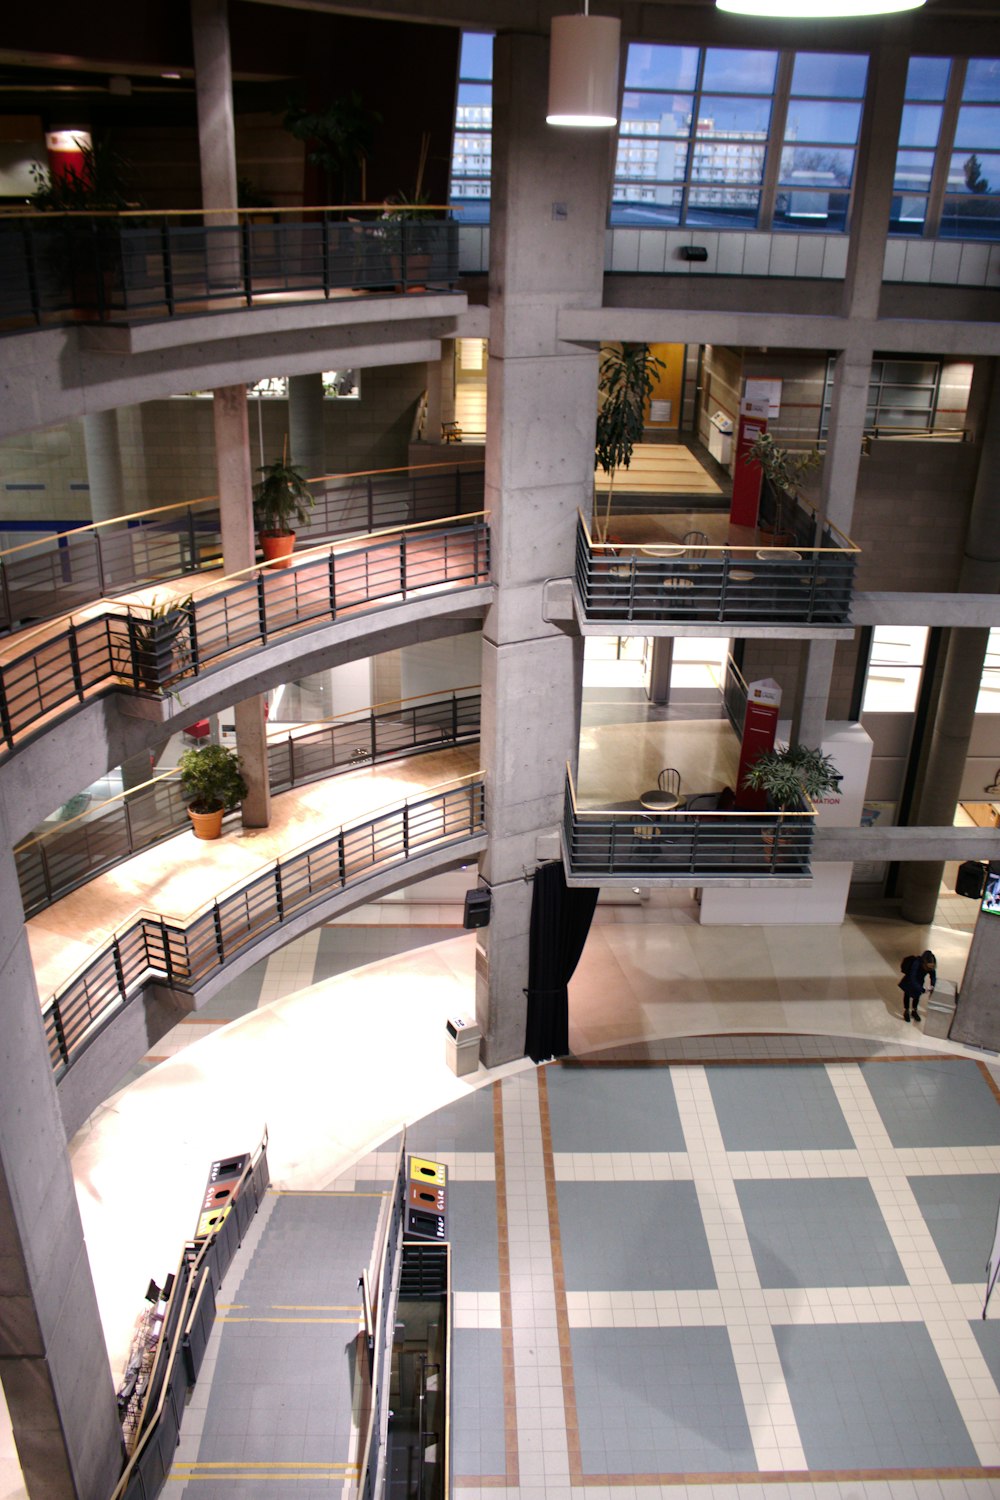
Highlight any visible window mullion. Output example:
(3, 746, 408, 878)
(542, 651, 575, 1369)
(924, 57, 965, 238)
(758, 50, 794, 231)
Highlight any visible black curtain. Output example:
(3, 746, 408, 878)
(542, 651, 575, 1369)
(523, 861, 599, 1064)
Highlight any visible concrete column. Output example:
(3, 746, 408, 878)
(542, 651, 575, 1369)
(790, 638, 837, 748)
(0, 836, 122, 1500)
(841, 45, 908, 322)
(900, 365, 1000, 923)
(82, 409, 128, 524)
(190, 0, 238, 224)
(212, 385, 271, 827)
(474, 31, 608, 1067)
(951, 906, 1000, 1050)
(287, 374, 326, 483)
(818, 353, 869, 539)
(646, 636, 673, 705)
(424, 341, 456, 444)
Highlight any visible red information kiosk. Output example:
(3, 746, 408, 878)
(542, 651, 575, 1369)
(729, 398, 769, 528)
(736, 677, 782, 809)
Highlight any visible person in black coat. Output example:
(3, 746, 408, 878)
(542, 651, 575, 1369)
(899, 949, 936, 1023)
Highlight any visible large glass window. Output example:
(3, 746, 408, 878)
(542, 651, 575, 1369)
(772, 53, 867, 233)
(450, 33, 493, 224)
(821, 358, 940, 436)
(941, 58, 1000, 238)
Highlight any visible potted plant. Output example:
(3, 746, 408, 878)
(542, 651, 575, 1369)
(178, 743, 248, 840)
(742, 742, 840, 865)
(282, 91, 380, 205)
(29, 135, 138, 318)
(128, 595, 193, 693)
(253, 449, 315, 567)
(594, 342, 664, 542)
(744, 431, 820, 546)
(379, 134, 441, 289)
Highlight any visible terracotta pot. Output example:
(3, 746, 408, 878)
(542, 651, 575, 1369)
(188, 806, 225, 840)
(259, 531, 295, 569)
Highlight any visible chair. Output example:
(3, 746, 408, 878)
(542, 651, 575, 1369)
(657, 767, 681, 799)
(681, 529, 710, 558)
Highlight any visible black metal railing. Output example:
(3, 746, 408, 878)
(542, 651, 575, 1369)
(0, 518, 490, 758)
(722, 654, 749, 739)
(15, 689, 482, 917)
(0, 462, 485, 636)
(360, 1140, 408, 1500)
(575, 511, 857, 625)
(562, 767, 815, 880)
(42, 776, 485, 1079)
(0, 213, 460, 329)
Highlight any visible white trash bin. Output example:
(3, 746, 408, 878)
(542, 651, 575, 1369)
(922, 977, 957, 1039)
(445, 1016, 481, 1077)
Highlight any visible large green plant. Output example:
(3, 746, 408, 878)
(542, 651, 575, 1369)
(178, 744, 248, 815)
(745, 431, 820, 540)
(129, 595, 192, 692)
(594, 343, 664, 541)
(742, 743, 840, 812)
(283, 93, 380, 204)
(253, 457, 315, 537)
(30, 135, 135, 213)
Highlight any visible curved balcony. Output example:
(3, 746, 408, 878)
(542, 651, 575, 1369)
(16, 688, 482, 917)
(575, 509, 857, 630)
(0, 210, 461, 331)
(38, 765, 485, 1090)
(0, 459, 485, 636)
(561, 765, 816, 885)
(0, 516, 490, 761)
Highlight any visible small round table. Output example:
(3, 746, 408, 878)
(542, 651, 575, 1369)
(640, 789, 683, 811)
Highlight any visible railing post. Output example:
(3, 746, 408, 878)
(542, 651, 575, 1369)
(111, 935, 126, 1000)
(402, 802, 410, 856)
(187, 600, 201, 675)
(367, 475, 375, 532)
(322, 213, 331, 299)
(451, 692, 458, 743)
(328, 551, 337, 617)
(400, 536, 407, 595)
(338, 831, 347, 887)
(126, 615, 141, 689)
(94, 528, 107, 598)
(161, 220, 175, 317)
(257, 572, 268, 643)
(160, 919, 175, 985)
(186, 506, 199, 572)
(275, 863, 284, 921)
(369, 710, 378, 762)
(0, 672, 14, 749)
(213, 902, 226, 964)
(37, 839, 54, 905)
(241, 220, 253, 305)
(0, 560, 12, 631)
(49, 1001, 70, 1071)
(123, 795, 136, 855)
(288, 733, 296, 788)
(67, 626, 85, 701)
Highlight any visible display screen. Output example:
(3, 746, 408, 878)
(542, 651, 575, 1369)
(981, 870, 1000, 916)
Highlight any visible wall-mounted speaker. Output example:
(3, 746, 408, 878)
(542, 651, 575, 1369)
(463, 887, 492, 928)
(680, 245, 709, 261)
(956, 859, 987, 899)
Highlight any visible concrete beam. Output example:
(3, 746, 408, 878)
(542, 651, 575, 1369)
(814, 826, 1000, 860)
(852, 592, 1000, 627)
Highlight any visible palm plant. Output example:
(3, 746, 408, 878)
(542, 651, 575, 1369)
(252, 455, 315, 538)
(742, 743, 840, 812)
(129, 595, 193, 692)
(283, 92, 380, 204)
(745, 432, 820, 542)
(594, 343, 664, 541)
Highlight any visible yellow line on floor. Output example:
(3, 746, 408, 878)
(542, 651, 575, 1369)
(216, 1314, 361, 1324)
(172, 1462, 358, 1471)
(271, 1304, 362, 1311)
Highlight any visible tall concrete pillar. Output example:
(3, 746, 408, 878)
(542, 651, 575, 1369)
(841, 45, 908, 322)
(288, 374, 326, 482)
(951, 906, 1000, 1050)
(82, 409, 128, 524)
(900, 365, 1000, 922)
(790, 638, 837, 748)
(646, 636, 673, 705)
(474, 32, 607, 1066)
(190, 0, 238, 224)
(0, 836, 122, 1499)
(212, 385, 270, 827)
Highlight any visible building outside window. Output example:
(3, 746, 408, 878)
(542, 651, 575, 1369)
(450, 32, 493, 224)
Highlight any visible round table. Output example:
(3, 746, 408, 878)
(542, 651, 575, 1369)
(640, 789, 683, 811)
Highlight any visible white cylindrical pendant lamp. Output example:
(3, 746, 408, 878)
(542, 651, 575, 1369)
(547, 13, 621, 128)
(717, 0, 923, 13)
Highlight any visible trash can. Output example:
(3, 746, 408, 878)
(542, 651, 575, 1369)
(708, 411, 734, 466)
(445, 1016, 481, 1077)
(922, 977, 957, 1039)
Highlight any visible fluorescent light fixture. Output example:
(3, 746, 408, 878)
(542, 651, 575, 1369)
(717, 0, 923, 13)
(547, 10, 621, 128)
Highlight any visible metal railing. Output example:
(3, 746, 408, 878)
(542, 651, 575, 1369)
(42, 775, 486, 1080)
(575, 508, 857, 625)
(0, 210, 460, 329)
(0, 461, 485, 636)
(359, 1139, 408, 1500)
(722, 654, 749, 739)
(562, 765, 815, 880)
(15, 688, 482, 917)
(0, 517, 490, 759)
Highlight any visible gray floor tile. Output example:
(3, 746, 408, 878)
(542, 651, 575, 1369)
(547, 1064, 686, 1151)
(736, 1179, 907, 1288)
(557, 1181, 716, 1290)
(909, 1175, 1000, 1284)
(408, 1088, 496, 1155)
(572, 1326, 756, 1474)
(774, 1323, 980, 1470)
(450, 1328, 507, 1476)
(443, 1179, 500, 1291)
(313, 924, 460, 982)
(861, 1060, 1000, 1148)
(706, 1065, 855, 1151)
(969, 1317, 1000, 1387)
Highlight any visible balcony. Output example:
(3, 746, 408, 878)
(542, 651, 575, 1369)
(562, 764, 816, 885)
(0, 212, 461, 331)
(574, 505, 857, 629)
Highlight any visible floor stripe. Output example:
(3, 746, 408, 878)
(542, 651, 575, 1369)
(492, 1077, 519, 1487)
(537, 1064, 584, 1487)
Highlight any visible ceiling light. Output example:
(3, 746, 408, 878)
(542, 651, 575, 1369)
(547, 7, 621, 128)
(161, 72, 182, 80)
(717, 0, 924, 14)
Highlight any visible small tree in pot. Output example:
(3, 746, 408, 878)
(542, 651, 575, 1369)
(253, 448, 315, 567)
(745, 431, 820, 545)
(178, 743, 248, 840)
(742, 742, 840, 867)
(594, 342, 664, 542)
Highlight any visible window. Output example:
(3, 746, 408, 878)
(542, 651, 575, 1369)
(890, 55, 1000, 241)
(821, 358, 940, 436)
(613, 45, 869, 232)
(942, 58, 1000, 239)
(450, 33, 493, 224)
(890, 56, 950, 235)
(773, 52, 868, 233)
(862, 627, 928, 714)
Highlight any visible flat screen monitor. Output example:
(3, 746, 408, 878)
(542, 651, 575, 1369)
(981, 869, 1000, 916)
